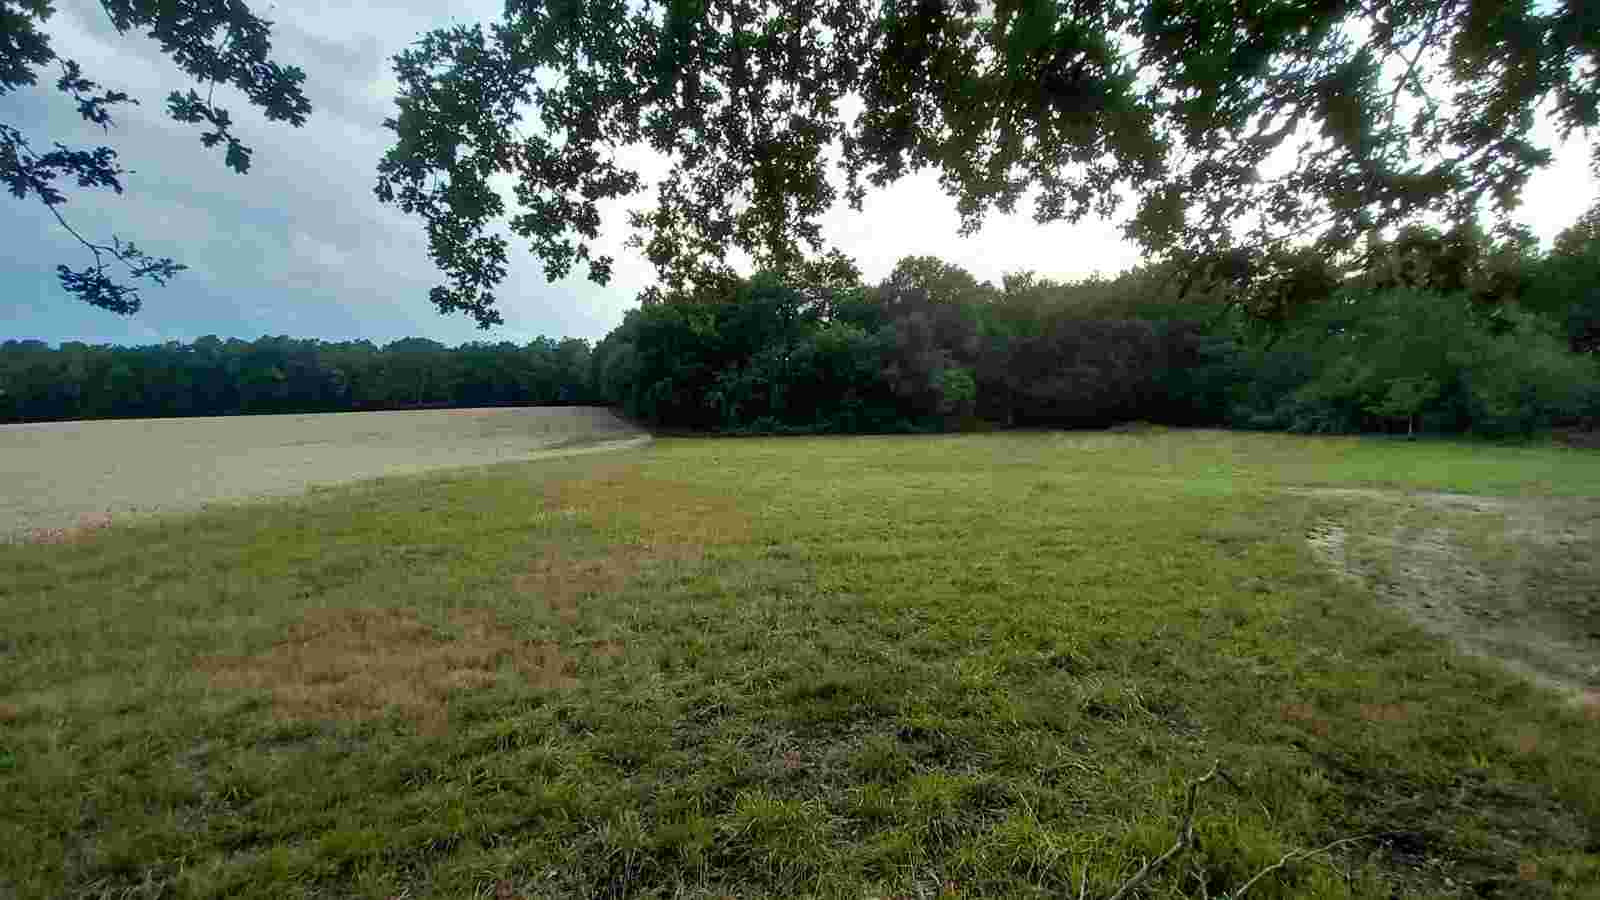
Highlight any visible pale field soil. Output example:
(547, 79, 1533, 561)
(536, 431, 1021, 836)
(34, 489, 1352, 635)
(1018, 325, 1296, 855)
(0, 406, 646, 542)
(1298, 486, 1600, 709)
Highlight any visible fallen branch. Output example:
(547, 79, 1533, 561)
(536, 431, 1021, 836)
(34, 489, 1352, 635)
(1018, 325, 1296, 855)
(1096, 762, 1371, 900)
(1105, 760, 1224, 900)
(1230, 834, 1374, 899)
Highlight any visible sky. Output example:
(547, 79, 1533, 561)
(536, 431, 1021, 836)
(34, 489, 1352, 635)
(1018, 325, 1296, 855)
(3, 2, 1597, 348)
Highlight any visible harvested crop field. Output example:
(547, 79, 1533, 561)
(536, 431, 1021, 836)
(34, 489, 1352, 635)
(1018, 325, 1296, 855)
(0, 406, 645, 542)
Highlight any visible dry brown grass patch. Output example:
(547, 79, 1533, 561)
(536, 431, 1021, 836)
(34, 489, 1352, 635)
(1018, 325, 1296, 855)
(546, 465, 751, 547)
(516, 466, 740, 618)
(1358, 703, 1409, 723)
(24, 512, 114, 545)
(1280, 702, 1332, 737)
(1582, 691, 1600, 721)
(198, 607, 580, 733)
(513, 540, 705, 619)
(516, 549, 644, 619)
(588, 639, 626, 658)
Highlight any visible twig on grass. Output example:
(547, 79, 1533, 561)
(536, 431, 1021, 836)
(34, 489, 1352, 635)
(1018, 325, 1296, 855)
(1097, 761, 1370, 900)
(1230, 834, 1375, 899)
(1213, 766, 1273, 824)
(1105, 760, 1225, 900)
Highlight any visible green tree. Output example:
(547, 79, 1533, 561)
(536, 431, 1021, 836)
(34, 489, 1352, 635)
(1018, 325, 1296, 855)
(1233, 287, 1597, 436)
(882, 256, 994, 308)
(1361, 222, 1539, 311)
(3, 0, 312, 312)
(377, 0, 1598, 327)
(1528, 200, 1600, 354)
(1368, 375, 1441, 438)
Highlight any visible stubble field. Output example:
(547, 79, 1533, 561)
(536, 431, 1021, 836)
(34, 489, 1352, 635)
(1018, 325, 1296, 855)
(0, 406, 646, 542)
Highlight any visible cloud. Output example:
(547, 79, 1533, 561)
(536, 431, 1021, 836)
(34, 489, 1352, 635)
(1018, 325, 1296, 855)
(2, 2, 1595, 348)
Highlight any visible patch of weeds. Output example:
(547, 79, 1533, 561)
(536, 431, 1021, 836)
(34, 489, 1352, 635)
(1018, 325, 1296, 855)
(951, 808, 1076, 891)
(782, 672, 903, 732)
(900, 772, 982, 850)
(850, 825, 922, 880)
(849, 734, 917, 783)
(588, 714, 674, 774)
(653, 808, 718, 869)
(723, 790, 833, 889)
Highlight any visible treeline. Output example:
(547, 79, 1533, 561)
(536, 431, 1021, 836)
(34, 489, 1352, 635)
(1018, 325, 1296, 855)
(0, 336, 594, 423)
(591, 266, 1207, 432)
(10, 209, 1600, 437)
(593, 210, 1600, 438)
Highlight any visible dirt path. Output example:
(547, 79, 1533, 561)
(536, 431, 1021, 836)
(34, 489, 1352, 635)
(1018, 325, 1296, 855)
(1, 406, 648, 542)
(1296, 487, 1600, 706)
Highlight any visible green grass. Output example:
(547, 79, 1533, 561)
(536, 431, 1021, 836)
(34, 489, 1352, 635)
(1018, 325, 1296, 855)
(1, 428, 1597, 899)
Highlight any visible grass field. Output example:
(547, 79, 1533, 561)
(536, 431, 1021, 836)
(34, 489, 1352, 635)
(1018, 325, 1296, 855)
(1, 429, 1597, 899)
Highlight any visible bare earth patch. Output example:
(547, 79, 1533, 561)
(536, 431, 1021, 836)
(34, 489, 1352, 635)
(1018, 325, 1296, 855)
(199, 608, 582, 734)
(1297, 487, 1600, 714)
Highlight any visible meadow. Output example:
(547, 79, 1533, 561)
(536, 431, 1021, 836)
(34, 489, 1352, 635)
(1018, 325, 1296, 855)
(1, 429, 1596, 899)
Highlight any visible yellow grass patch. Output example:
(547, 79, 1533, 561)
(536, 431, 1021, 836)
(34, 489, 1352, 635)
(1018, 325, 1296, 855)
(513, 466, 748, 614)
(546, 465, 750, 547)
(198, 607, 577, 734)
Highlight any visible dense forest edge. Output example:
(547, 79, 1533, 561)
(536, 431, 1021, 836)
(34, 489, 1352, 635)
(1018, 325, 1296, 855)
(0, 336, 598, 422)
(7, 213, 1600, 438)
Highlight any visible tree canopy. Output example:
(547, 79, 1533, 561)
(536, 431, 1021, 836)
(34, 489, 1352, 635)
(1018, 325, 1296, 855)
(1, 0, 311, 312)
(377, 0, 1598, 327)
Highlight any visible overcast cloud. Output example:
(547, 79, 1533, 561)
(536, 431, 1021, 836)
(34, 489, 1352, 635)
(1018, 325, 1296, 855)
(3, 2, 1596, 347)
